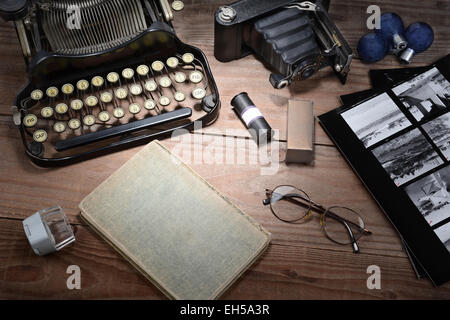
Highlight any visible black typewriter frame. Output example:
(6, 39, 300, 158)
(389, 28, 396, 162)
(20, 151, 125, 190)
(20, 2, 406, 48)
(14, 24, 221, 167)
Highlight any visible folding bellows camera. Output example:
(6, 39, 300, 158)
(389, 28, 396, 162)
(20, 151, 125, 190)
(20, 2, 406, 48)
(214, 0, 352, 88)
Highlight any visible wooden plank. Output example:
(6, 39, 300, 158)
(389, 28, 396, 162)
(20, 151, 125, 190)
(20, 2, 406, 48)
(1, 218, 450, 299)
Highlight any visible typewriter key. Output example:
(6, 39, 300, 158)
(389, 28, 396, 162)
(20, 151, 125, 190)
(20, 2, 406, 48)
(31, 89, 44, 101)
(144, 99, 157, 110)
(174, 91, 186, 102)
(192, 88, 206, 100)
(68, 118, 81, 130)
(100, 92, 113, 104)
(122, 68, 134, 80)
(91, 76, 104, 88)
(189, 71, 203, 84)
(76, 80, 89, 91)
(159, 96, 171, 106)
(174, 72, 187, 83)
(113, 107, 125, 119)
(130, 84, 143, 96)
(182, 53, 194, 64)
(166, 57, 179, 69)
(33, 129, 48, 143)
(46, 87, 59, 98)
(70, 99, 83, 111)
(129, 103, 141, 114)
(107, 72, 120, 84)
(83, 115, 96, 126)
(55, 103, 69, 115)
(137, 65, 149, 77)
(85, 96, 98, 107)
(159, 76, 172, 88)
(98, 111, 111, 122)
(172, 0, 184, 11)
(40, 106, 54, 118)
(62, 83, 74, 95)
(145, 80, 158, 92)
(23, 114, 38, 127)
(115, 88, 128, 99)
(151, 61, 164, 72)
(53, 122, 66, 133)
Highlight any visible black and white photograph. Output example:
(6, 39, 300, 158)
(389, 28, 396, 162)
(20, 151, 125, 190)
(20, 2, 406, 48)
(423, 113, 450, 160)
(341, 93, 412, 148)
(393, 67, 450, 122)
(434, 223, 450, 254)
(405, 166, 450, 226)
(371, 128, 444, 186)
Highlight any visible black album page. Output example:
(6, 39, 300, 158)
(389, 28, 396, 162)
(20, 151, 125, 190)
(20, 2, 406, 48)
(319, 54, 450, 286)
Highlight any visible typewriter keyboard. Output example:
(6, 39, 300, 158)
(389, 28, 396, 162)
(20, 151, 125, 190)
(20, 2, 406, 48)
(18, 53, 217, 159)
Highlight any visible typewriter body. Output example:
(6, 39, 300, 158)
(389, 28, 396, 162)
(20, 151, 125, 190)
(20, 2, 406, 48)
(2, 0, 220, 166)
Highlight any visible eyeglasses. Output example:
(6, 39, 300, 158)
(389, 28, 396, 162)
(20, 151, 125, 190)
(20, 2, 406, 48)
(263, 185, 372, 253)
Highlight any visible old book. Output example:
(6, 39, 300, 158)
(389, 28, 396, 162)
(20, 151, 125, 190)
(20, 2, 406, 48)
(79, 141, 271, 300)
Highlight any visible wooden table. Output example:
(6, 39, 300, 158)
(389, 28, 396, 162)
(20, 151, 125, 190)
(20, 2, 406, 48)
(1, 0, 449, 299)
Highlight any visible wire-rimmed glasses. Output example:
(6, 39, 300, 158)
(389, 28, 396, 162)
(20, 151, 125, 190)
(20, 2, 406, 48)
(263, 185, 372, 253)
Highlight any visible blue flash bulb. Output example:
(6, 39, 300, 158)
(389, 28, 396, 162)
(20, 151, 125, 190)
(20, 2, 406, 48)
(357, 32, 388, 63)
(400, 22, 434, 64)
(376, 13, 407, 55)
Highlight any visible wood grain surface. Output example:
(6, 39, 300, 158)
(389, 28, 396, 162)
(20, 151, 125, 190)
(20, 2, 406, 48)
(0, 0, 449, 299)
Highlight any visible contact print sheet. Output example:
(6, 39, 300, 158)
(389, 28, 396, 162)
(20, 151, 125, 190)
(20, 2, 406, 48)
(319, 54, 450, 286)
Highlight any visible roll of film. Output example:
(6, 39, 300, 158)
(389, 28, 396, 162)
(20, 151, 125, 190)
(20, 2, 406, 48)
(231, 92, 274, 145)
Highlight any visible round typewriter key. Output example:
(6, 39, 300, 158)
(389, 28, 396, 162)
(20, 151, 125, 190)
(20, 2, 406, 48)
(115, 88, 128, 99)
(23, 114, 38, 127)
(53, 122, 66, 133)
(172, 0, 184, 11)
(100, 92, 113, 104)
(107, 72, 120, 84)
(174, 72, 187, 83)
(76, 79, 89, 91)
(98, 111, 111, 122)
(85, 96, 98, 107)
(40, 106, 54, 118)
(166, 57, 179, 69)
(182, 53, 194, 64)
(174, 91, 186, 102)
(55, 103, 69, 115)
(159, 96, 171, 106)
(62, 83, 74, 95)
(113, 107, 125, 119)
(144, 99, 156, 110)
(130, 84, 143, 96)
(159, 76, 172, 88)
(33, 129, 48, 143)
(137, 65, 149, 77)
(91, 76, 104, 88)
(192, 87, 206, 100)
(83, 114, 96, 126)
(151, 60, 164, 72)
(129, 103, 141, 114)
(145, 80, 158, 92)
(30, 89, 44, 101)
(122, 68, 134, 80)
(46, 86, 59, 98)
(70, 99, 83, 111)
(68, 118, 81, 130)
(189, 70, 203, 84)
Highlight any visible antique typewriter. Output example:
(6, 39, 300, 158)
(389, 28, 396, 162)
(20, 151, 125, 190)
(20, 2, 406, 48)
(1, 0, 220, 166)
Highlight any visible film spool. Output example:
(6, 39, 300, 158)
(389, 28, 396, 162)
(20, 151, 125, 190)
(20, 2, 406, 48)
(231, 92, 273, 145)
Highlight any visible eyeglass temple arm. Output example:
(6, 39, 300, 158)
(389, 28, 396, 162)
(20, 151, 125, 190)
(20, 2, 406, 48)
(264, 190, 372, 235)
(338, 220, 360, 253)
